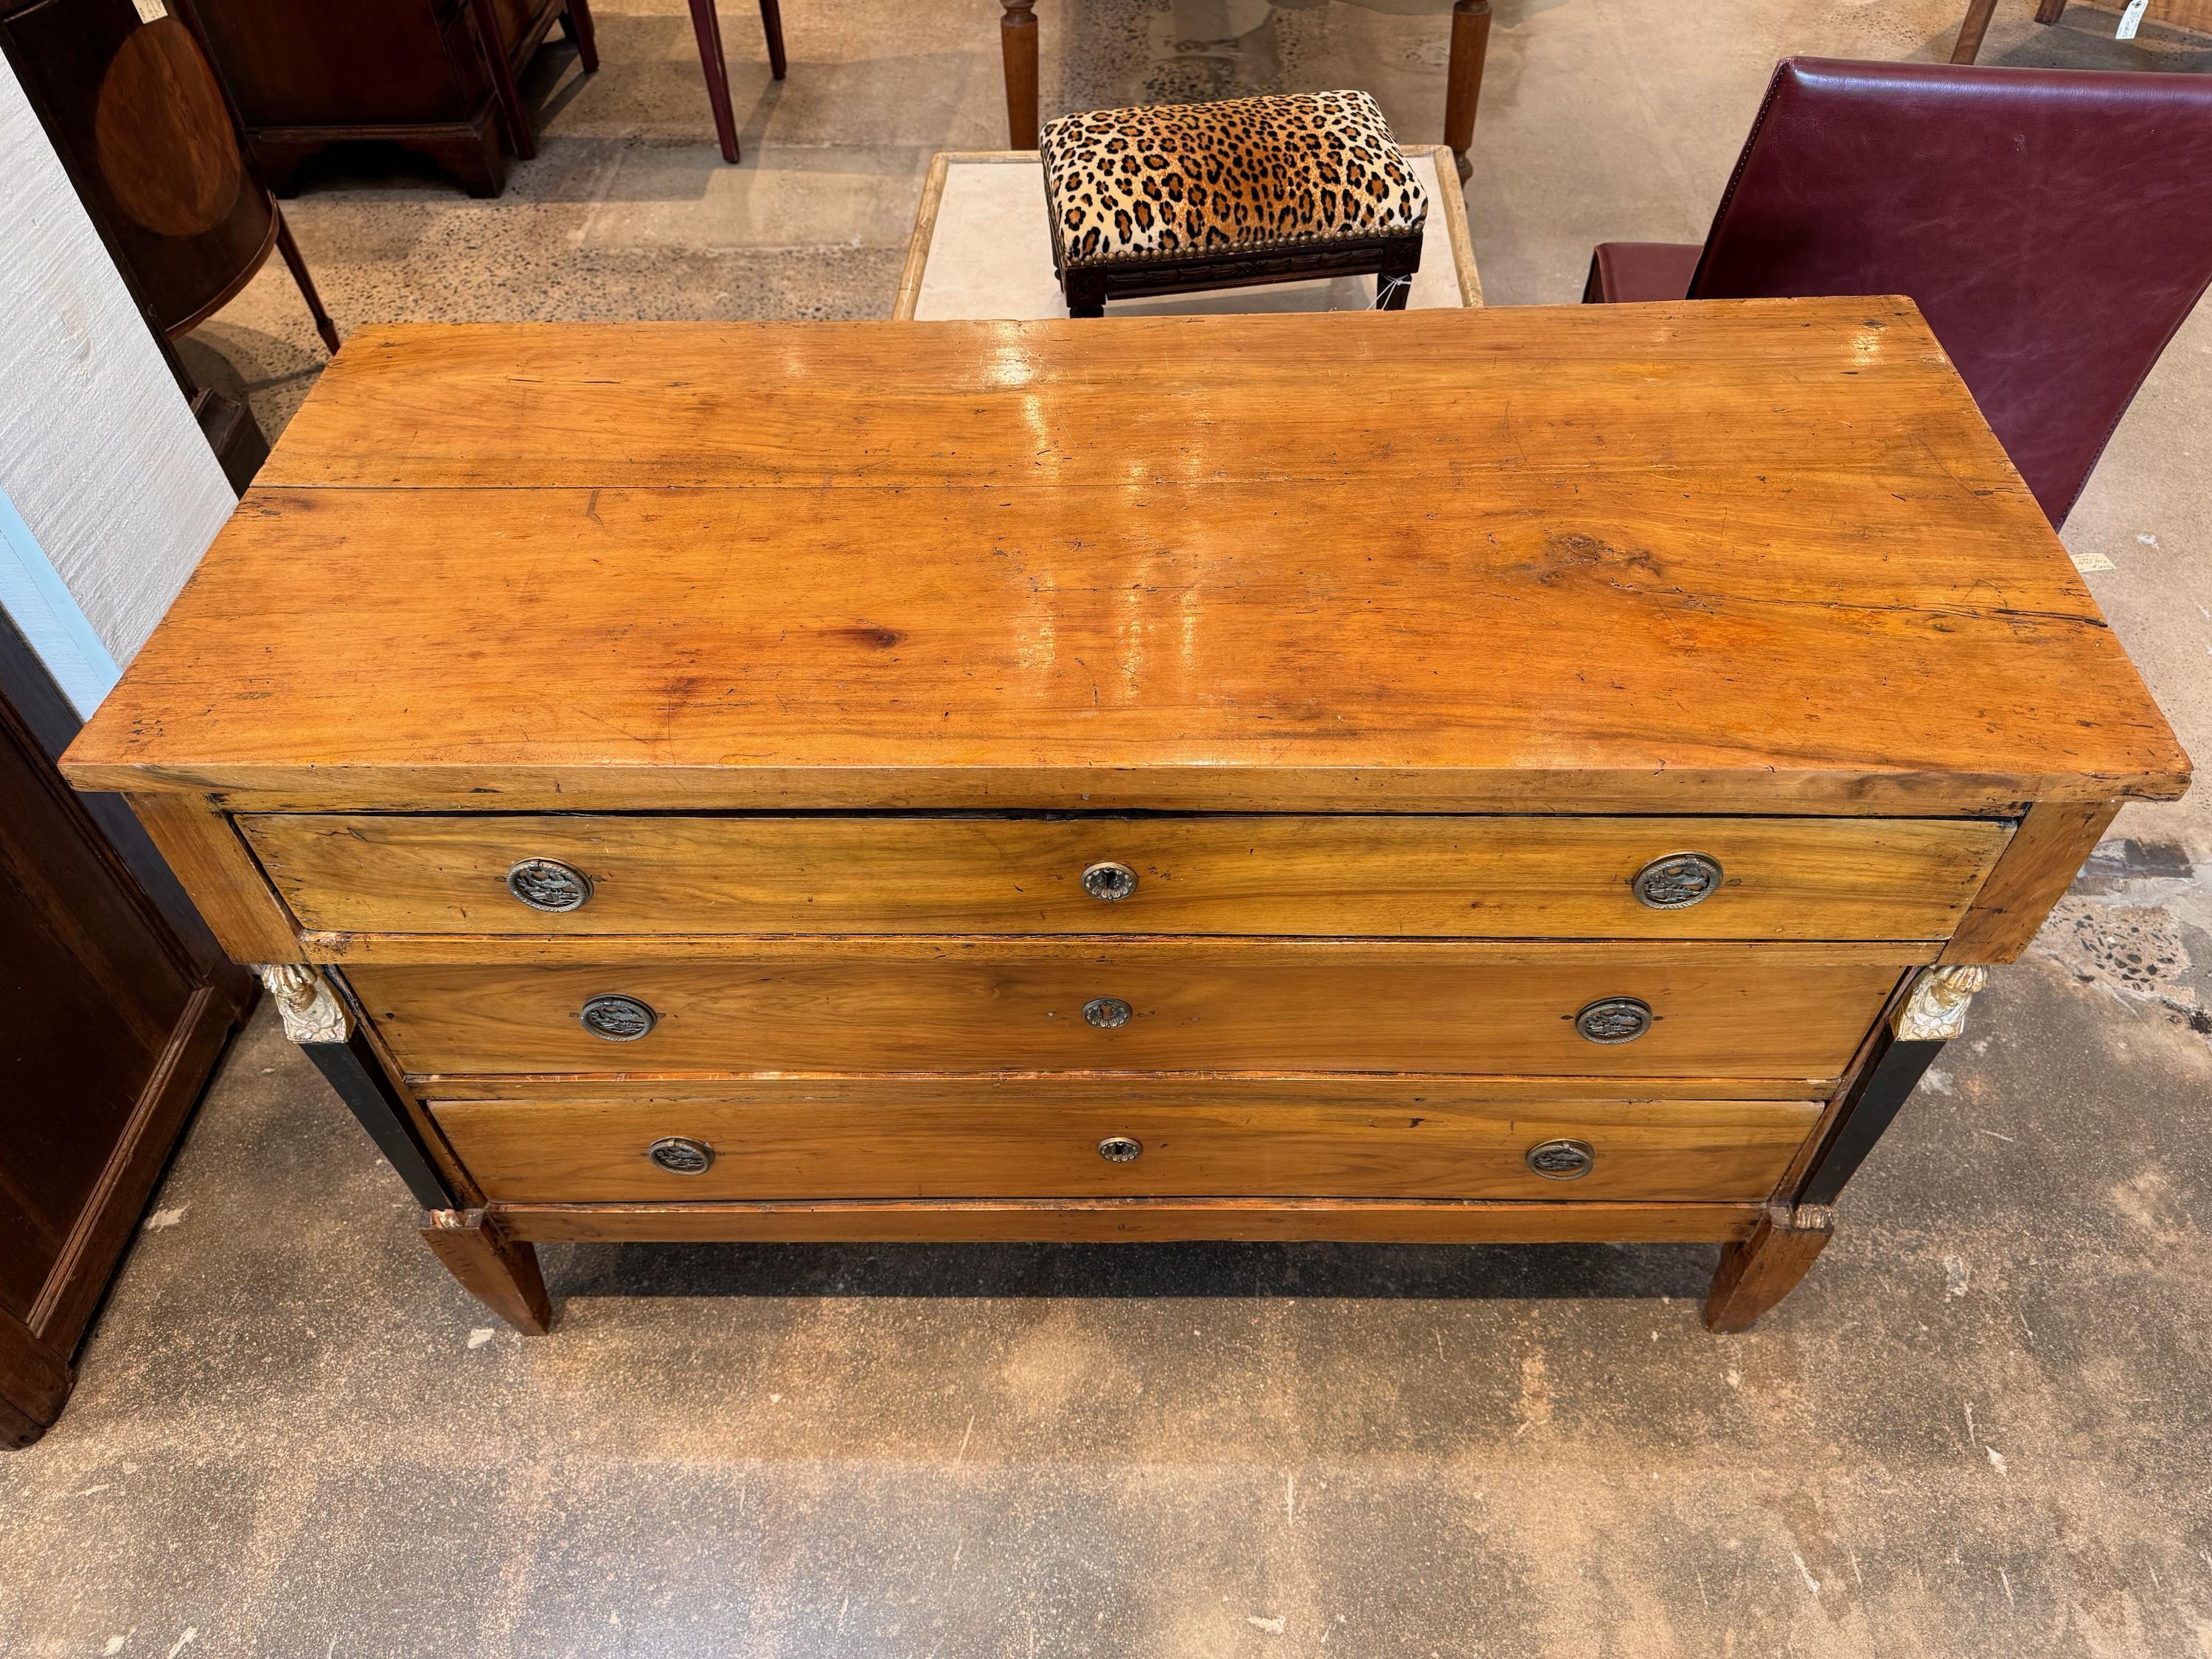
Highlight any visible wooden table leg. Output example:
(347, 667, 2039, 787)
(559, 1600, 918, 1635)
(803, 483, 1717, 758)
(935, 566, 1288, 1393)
(689, 0, 742, 163)
(1001, 0, 1040, 151)
(420, 1209, 553, 1335)
(1703, 1203, 1834, 1332)
(1950, 0, 2001, 61)
(562, 0, 599, 72)
(271, 206, 341, 355)
(467, 0, 537, 159)
(758, 0, 788, 80)
(1444, 0, 1489, 176)
(2034, 0, 2067, 21)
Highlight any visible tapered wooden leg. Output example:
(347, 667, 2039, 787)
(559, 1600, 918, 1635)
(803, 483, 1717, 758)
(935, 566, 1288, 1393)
(689, 0, 742, 162)
(1703, 1203, 1834, 1332)
(1001, 0, 1040, 150)
(420, 1209, 552, 1334)
(468, 0, 538, 159)
(1950, 0, 2000, 60)
(1444, 0, 1489, 173)
(271, 206, 341, 355)
(758, 0, 787, 80)
(563, 0, 599, 72)
(2033, 0, 2067, 21)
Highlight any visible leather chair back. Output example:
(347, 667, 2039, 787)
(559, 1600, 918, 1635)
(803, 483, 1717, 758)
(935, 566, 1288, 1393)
(1689, 58, 2212, 526)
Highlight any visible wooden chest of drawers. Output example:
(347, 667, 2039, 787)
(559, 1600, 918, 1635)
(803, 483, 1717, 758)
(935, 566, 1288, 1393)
(63, 303, 2188, 1335)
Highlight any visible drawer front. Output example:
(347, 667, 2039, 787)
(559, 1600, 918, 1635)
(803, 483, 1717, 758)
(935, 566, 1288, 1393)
(431, 1091, 1822, 1203)
(349, 942, 1908, 1078)
(240, 813, 2007, 940)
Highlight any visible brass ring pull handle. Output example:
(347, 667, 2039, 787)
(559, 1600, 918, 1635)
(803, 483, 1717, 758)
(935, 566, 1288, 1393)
(507, 857, 593, 912)
(1632, 852, 1722, 911)
(1525, 1138, 1594, 1180)
(1082, 860, 1138, 901)
(1573, 996, 1652, 1043)
(1082, 996, 1133, 1029)
(580, 993, 657, 1040)
(647, 1136, 714, 1175)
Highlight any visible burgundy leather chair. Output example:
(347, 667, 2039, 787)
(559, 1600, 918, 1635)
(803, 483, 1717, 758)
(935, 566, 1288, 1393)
(1585, 58, 2212, 526)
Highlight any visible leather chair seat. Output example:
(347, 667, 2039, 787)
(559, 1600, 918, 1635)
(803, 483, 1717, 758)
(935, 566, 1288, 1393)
(1582, 242, 1702, 304)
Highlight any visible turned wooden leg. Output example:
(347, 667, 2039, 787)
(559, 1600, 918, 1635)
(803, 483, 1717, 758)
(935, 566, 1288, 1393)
(468, 0, 538, 159)
(1703, 1202, 1834, 1332)
(689, 0, 742, 163)
(420, 1209, 552, 1335)
(563, 0, 599, 72)
(758, 0, 787, 80)
(1001, 0, 1040, 150)
(1062, 266, 1106, 318)
(1950, 0, 2000, 60)
(271, 206, 341, 355)
(1444, 0, 1489, 173)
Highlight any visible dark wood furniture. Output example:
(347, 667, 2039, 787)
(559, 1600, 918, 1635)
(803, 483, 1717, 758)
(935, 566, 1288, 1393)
(998, 0, 1490, 178)
(168, 0, 590, 196)
(1953, 0, 2212, 61)
(63, 302, 2188, 1339)
(0, 619, 254, 1448)
(0, 1, 337, 353)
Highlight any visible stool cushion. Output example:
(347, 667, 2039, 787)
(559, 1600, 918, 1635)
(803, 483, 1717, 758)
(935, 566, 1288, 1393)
(1040, 90, 1428, 268)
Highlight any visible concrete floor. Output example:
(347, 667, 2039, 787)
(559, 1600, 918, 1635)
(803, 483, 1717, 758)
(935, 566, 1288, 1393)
(7, 1, 2212, 1652)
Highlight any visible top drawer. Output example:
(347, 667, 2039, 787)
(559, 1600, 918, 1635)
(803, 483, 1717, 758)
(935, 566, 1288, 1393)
(238, 813, 2007, 940)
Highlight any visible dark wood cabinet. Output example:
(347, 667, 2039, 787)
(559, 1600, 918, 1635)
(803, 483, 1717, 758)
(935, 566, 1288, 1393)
(0, 619, 253, 1447)
(170, 0, 577, 196)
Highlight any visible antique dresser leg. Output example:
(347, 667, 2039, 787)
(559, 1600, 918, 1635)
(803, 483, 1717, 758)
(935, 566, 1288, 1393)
(1706, 964, 1993, 1332)
(259, 966, 553, 1332)
(420, 1209, 553, 1334)
(1703, 1202, 1834, 1332)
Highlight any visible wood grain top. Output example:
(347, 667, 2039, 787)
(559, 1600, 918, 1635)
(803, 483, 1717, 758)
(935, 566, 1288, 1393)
(66, 302, 2189, 812)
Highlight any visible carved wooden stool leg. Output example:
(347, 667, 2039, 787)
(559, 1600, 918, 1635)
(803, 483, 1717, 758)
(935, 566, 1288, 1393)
(562, 0, 599, 72)
(420, 1209, 553, 1335)
(688, 0, 742, 163)
(271, 206, 341, 355)
(1444, 0, 1490, 177)
(1001, 0, 1040, 150)
(1950, 0, 2001, 61)
(467, 0, 538, 159)
(758, 0, 787, 80)
(1703, 1202, 1834, 1332)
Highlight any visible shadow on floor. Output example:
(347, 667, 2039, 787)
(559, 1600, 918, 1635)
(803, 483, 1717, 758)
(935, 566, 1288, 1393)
(551, 1237, 1722, 1302)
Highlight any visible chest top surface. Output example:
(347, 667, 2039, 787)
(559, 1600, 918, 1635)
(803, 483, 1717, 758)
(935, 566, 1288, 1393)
(64, 301, 2188, 814)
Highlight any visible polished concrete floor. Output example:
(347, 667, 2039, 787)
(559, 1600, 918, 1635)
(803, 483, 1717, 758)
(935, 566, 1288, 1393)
(9, 1, 2212, 1653)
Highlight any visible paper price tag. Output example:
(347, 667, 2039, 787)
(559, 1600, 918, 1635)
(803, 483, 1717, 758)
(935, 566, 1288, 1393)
(2116, 0, 2151, 39)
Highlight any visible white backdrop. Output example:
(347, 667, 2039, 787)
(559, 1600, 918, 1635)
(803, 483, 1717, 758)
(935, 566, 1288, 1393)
(0, 52, 234, 717)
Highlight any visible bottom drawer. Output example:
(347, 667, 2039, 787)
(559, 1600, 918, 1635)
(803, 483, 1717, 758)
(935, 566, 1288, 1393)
(431, 1087, 1821, 1203)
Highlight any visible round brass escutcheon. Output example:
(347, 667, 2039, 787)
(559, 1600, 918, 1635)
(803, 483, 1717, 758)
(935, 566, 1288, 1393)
(1097, 1135, 1144, 1164)
(1082, 996, 1133, 1029)
(507, 857, 593, 913)
(1574, 996, 1652, 1044)
(1082, 860, 1138, 902)
(1525, 1138, 1595, 1180)
(647, 1135, 714, 1175)
(580, 993, 657, 1041)
(1632, 852, 1723, 911)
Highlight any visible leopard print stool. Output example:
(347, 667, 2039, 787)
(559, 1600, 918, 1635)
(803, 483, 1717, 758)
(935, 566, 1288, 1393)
(1040, 90, 1429, 317)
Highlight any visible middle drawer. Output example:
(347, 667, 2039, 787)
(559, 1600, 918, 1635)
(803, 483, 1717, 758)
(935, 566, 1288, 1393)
(348, 940, 1911, 1079)
(241, 812, 2007, 940)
